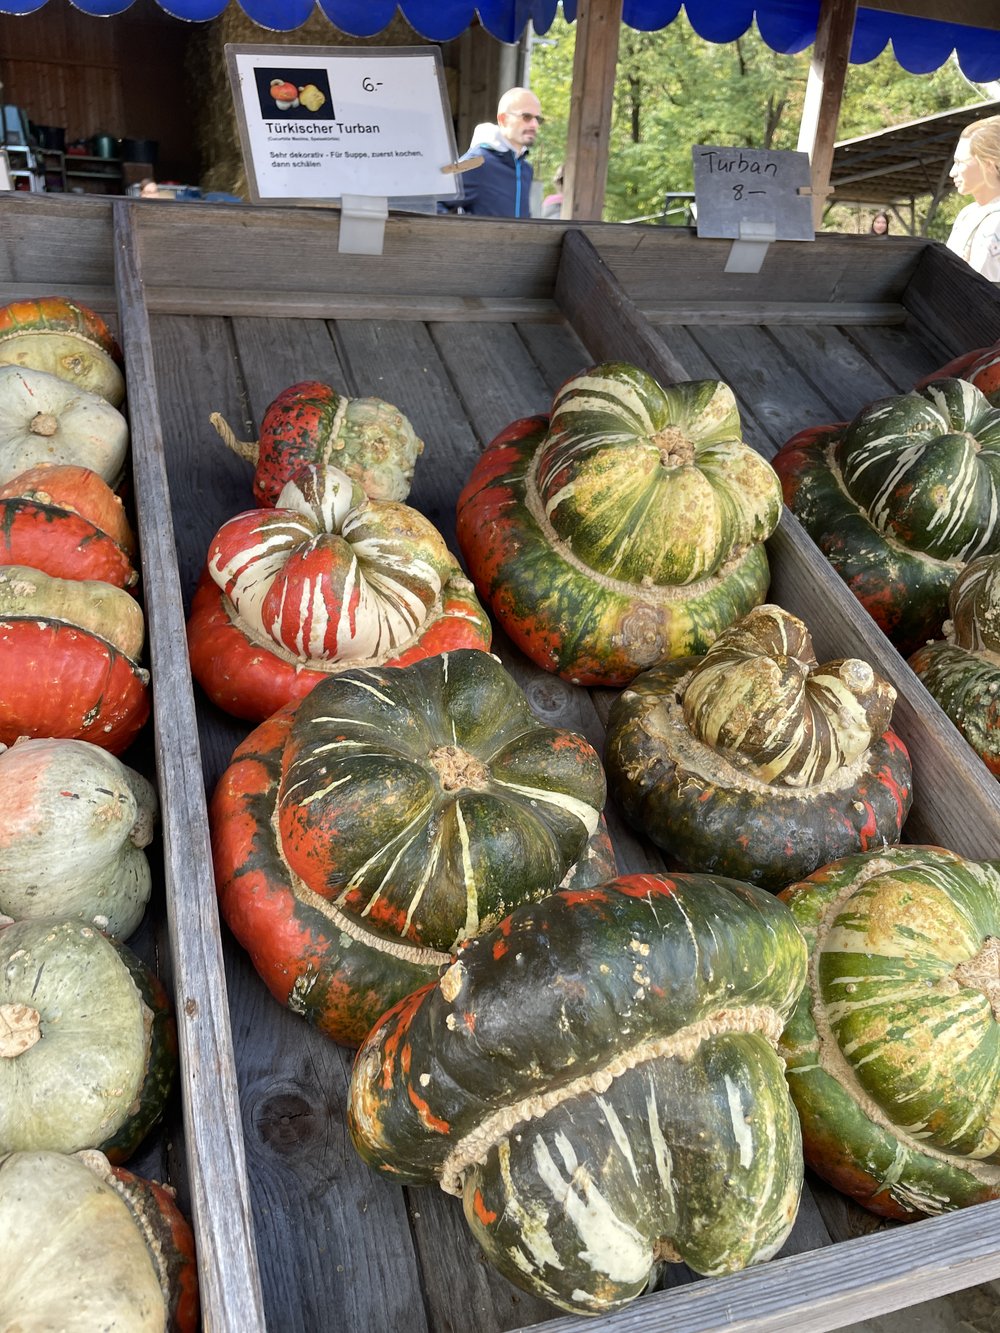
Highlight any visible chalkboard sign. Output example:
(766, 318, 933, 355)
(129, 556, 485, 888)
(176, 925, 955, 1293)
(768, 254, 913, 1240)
(692, 145, 814, 242)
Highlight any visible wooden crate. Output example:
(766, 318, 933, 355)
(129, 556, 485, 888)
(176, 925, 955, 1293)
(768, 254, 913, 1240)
(7, 192, 1000, 1331)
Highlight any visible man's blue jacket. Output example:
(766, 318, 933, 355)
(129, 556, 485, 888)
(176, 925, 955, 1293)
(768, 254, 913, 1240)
(441, 133, 534, 219)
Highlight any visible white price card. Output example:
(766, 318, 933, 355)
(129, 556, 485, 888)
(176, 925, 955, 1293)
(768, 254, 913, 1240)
(692, 145, 814, 242)
(226, 44, 462, 205)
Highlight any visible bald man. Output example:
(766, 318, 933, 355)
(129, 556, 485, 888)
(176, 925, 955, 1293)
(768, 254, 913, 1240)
(441, 87, 543, 218)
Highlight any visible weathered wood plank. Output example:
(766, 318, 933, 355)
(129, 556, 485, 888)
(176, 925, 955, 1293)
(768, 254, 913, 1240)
(332, 319, 482, 548)
(555, 229, 689, 384)
(685, 323, 845, 456)
(562, 0, 623, 221)
(796, 0, 858, 228)
(517, 1197, 1000, 1333)
(147, 308, 428, 1333)
(144, 290, 562, 322)
(766, 323, 900, 418)
(903, 242, 1000, 358)
(590, 230, 925, 308)
(112, 203, 266, 1333)
(0, 193, 115, 302)
(230, 316, 348, 438)
(845, 318, 960, 394)
(641, 302, 907, 325)
(430, 321, 553, 444)
(516, 320, 592, 389)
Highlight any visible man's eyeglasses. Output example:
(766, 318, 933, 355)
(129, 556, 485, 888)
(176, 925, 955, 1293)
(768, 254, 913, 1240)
(512, 111, 545, 125)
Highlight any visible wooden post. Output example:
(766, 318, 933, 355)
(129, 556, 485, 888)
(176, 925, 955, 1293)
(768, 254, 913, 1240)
(796, 0, 859, 229)
(562, 0, 623, 221)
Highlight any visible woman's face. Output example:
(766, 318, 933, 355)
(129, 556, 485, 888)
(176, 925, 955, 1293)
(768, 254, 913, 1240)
(951, 138, 1000, 204)
(872, 214, 888, 234)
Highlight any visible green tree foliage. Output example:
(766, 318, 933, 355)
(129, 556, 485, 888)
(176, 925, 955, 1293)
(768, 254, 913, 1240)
(528, 9, 990, 231)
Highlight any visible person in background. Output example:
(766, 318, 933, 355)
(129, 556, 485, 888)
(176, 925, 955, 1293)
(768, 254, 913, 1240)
(139, 178, 160, 198)
(542, 164, 565, 219)
(440, 87, 542, 218)
(947, 116, 1000, 282)
(870, 211, 890, 235)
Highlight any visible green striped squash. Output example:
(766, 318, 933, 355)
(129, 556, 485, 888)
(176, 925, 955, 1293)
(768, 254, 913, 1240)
(457, 363, 782, 686)
(349, 873, 807, 1315)
(780, 846, 1000, 1219)
(909, 553, 1000, 776)
(212, 648, 612, 1046)
(774, 379, 1000, 655)
(605, 605, 912, 889)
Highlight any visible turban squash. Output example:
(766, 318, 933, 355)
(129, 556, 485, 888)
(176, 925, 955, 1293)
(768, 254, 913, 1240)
(0, 1149, 197, 1332)
(773, 379, 1000, 656)
(780, 846, 1000, 1219)
(909, 553, 1000, 776)
(604, 605, 912, 890)
(210, 379, 424, 505)
(456, 363, 782, 687)
(349, 873, 807, 1315)
(0, 737, 157, 939)
(0, 564, 149, 753)
(0, 364, 129, 488)
(188, 463, 490, 721)
(0, 463, 137, 588)
(0, 296, 125, 407)
(211, 648, 610, 1047)
(0, 916, 176, 1162)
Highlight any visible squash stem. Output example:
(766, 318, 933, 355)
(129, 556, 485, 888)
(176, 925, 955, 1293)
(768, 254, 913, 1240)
(209, 411, 260, 464)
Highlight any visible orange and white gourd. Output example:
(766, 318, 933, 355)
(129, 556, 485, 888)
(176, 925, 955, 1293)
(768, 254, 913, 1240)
(188, 463, 491, 721)
(0, 564, 150, 752)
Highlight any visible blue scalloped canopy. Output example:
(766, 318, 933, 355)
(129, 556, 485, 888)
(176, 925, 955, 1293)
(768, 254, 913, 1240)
(5, 0, 1000, 81)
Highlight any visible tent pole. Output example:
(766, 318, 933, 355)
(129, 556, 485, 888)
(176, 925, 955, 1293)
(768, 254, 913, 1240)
(562, 0, 623, 220)
(797, 0, 859, 229)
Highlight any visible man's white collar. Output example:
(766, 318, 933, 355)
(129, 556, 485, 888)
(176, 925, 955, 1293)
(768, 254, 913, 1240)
(468, 122, 529, 159)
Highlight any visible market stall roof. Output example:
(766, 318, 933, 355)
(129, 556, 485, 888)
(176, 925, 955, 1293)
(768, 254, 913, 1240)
(831, 98, 1000, 205)
(3, 0, 1000, 81)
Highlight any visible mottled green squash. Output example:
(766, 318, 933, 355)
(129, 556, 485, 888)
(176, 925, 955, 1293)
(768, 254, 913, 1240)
(0, 917, 176, 1161)
(456, 364, 782, 686)
(909, 553, 1000, 775)
(212, 649, 611, 1047)
(349, 873, 807, 1315)
(780, 846, 1000, 1219)
(0, 1149, 198, 1331)
(605, 606, 912, 890)
(774, 380, 1000, 654)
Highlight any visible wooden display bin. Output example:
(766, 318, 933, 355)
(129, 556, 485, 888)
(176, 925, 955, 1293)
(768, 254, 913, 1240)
(4, 192, 1000, 1332)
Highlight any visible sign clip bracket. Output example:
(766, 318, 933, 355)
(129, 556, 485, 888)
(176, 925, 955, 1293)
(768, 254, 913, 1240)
(724, 219, 776, 275)
(338, 194, 388, 256)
